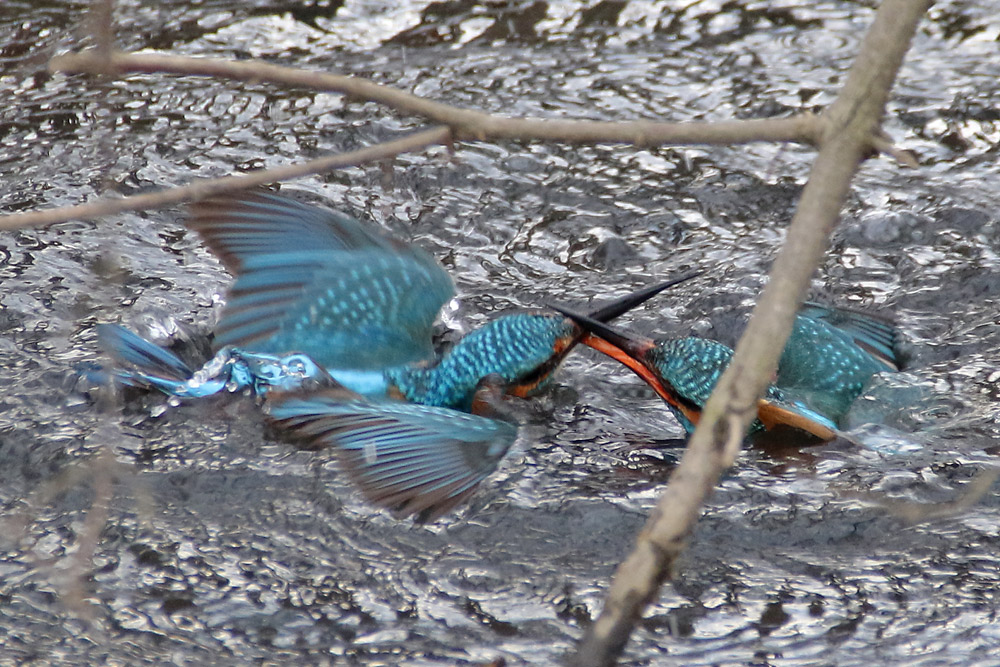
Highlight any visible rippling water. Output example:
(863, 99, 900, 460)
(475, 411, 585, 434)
(1, 1, 999, 664)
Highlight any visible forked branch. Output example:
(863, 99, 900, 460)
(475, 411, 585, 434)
(50, 50, 823, 147)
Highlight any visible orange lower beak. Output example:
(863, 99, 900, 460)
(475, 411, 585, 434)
(581, 332, 694, 421)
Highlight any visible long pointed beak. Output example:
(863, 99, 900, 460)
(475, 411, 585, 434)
(549, 305, 656, 358)
(546, 303, 664, 387)
(585, 270, 702, 323)
(516, 271, 698, 389)
(547, 304, 704, 424)
(580, 331, 666, 393)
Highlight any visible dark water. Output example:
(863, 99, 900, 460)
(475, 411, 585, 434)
(2, 1, 999, 664)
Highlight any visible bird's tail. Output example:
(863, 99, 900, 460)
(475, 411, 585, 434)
(90, 324, 334, 399)
(98, 324, 194, 380)
(90, 324, 198, 394)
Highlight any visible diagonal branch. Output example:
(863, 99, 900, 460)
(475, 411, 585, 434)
(569, 0, 933, 664)
(0, 126, 451, 231)
(0, 47, 913, 233)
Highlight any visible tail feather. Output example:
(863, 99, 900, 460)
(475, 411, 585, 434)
(96, 324, 194, 384)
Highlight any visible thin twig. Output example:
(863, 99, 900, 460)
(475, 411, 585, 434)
(62, 441, 115, 623)
(51, 50, 823, 148)
(0, 50, 913, 234)
(850, 467, 1000, 524)
(569, 1, 933, 664)
(871, 133, 919, 168)
(0, 127, 451, 231)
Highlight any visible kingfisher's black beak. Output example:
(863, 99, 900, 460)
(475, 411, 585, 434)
(548, 305, 656, 358)
(547, 304, 708, 425)
(509, 271, 697, 402)
(584, 270, 701, 323)
(545, 303, 667, 387)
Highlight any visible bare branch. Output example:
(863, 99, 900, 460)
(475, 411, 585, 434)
(62, 441, 115, 623)
(50, 50, 822, 148)
(2, 47, 914, 234)
(871, 133, 919, 168)
(850, 467, 1000, 524)
(570, 1, 933, 664)
(0, 127, 451, 231)
(86, 0, 115, 63)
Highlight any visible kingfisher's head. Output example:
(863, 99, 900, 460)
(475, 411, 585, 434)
(545, 304, 704, 426)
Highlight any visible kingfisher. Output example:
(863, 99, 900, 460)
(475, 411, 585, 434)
(548, 302, 901, 441)
(95, 191, 699, 519)
(97, 193, 698, 407)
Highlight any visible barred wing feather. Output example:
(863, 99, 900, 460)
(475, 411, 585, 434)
(187, 192, 455, 370)
(268, 391, 517, 522)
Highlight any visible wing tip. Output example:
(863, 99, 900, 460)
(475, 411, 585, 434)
(266, 391, 511, 522)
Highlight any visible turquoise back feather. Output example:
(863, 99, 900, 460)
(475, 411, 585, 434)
(776, 306, 899, 420)
(388, 313, 577, 411)
(648, 305, 898, 433)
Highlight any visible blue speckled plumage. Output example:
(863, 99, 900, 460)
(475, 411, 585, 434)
(554, 303, 900, 440)
(775, 306, 897, 421)
(94, 191, 697, 519)
(796, 302, 897, 369)
(388, 313, 578, 411)
(101, 191, 695, 409)
(642, 337, 738, 432)
(188, 193, 455, 370)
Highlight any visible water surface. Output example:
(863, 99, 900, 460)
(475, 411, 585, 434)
(1, 1, 999, 664)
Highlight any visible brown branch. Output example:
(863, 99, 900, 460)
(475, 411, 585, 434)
(51, 50, 823, 147)
(871, 132, 919, 168)
(569, 0, 933, 664)
(849, 467, 1000, 524)
(0, 127, 451, 231)
(62, 440, 115, 623)
(2, 433, 137, 623)
(0, 48, 913, 233)
(87, 0, 114, 62)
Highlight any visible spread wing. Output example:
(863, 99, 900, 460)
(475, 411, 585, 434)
(780, 304, 901, 420)
(798, 302, 899, 371)
(267, 390, 517, 522)
(187, 192, 455, 370)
